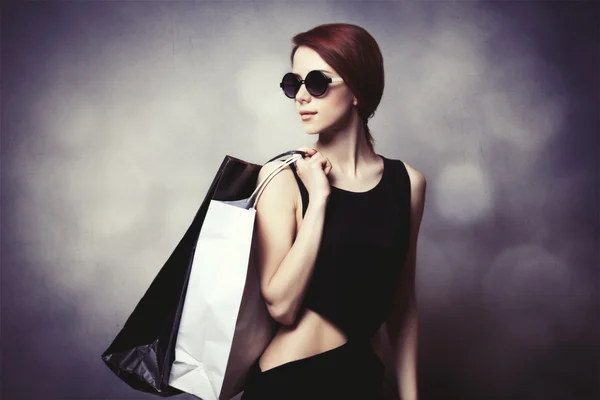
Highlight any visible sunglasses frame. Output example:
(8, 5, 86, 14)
(280, 70, 344, 99)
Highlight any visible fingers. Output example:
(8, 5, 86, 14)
(307, 151, 326, 166)
(306, 152, 333, 176)
(293, 147, 311, 167)
(295, 147, 332, 172)
(296, 146, 317, 158)
(320, 157, 332, 175)
(294, 147, 314, 166)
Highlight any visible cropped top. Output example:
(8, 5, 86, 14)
(287, 155, 412, 342)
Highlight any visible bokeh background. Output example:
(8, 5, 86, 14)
(1, 1, 598, 399)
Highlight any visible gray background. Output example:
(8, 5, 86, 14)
(1, 1, 598, 399)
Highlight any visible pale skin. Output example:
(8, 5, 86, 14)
(251, 46, 426, 400)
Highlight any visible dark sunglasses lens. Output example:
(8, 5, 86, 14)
(281, 73, 300, 98)
(305, 71, 328, 96)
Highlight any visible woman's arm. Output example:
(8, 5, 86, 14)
(252, 160, 328, 326)
(385, 164, 426, 400)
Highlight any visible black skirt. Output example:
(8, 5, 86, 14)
(241, 339, 385, 400)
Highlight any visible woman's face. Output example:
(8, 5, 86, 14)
(291, 46, 356, 135)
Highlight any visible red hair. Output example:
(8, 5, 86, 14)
(290, 23, 385, 150)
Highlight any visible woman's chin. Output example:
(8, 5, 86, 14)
(302, 127, 321, 135)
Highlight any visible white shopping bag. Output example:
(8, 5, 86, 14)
(168, 151, 304, 400)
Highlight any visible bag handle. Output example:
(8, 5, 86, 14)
(265, 150, 306, 164)
(246, 150, 306, 209)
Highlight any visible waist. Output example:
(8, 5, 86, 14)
(268, 308, 348, 353)
(262, 308, 383, 366)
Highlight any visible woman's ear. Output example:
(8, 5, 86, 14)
(353, 97, 358, 106)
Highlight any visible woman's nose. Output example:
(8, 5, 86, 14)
(295, 83, 311, 102)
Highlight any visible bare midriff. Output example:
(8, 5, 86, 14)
(258, 193, 384, 373)
(258, 308, 384, 373)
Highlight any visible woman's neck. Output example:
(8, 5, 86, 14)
(312, 119, 377, 180)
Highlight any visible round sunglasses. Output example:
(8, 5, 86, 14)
(280, 70, 344, 99)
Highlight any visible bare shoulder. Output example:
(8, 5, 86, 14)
(256, 159, 299, 212)
(400, 161, 426, 190)
(399, 160, 426, 213)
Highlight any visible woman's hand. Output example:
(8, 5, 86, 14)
(293, 146, 332, 203)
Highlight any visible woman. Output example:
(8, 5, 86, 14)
(242, 23, 426, 400)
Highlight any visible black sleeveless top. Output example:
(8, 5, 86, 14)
(288, 155, 411, 342)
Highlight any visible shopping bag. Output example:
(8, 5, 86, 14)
(167, 150, 304, 400)
(101, 149, 306, 397)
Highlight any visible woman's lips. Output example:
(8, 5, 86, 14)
(300, 112, 316, 121)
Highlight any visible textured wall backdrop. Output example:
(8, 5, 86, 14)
(1, 1, 598, 399)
